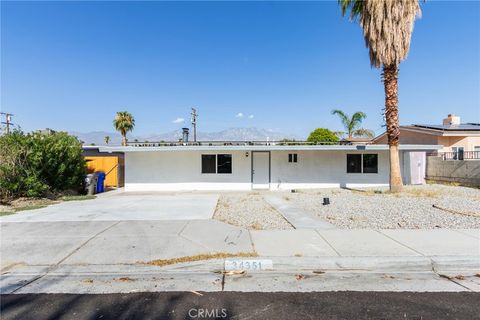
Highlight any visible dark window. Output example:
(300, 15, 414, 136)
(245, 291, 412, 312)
(201, 155, 216, 174)
(217, 154, 232, 174)
(288, 154, 292, 162)
(288, 153, 298, 163)
(363, 154, 378, 173)
(347, 154, 362, 173)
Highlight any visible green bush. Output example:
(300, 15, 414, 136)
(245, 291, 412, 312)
(0, 130, 86, 200)
(307, 128, 339, 144)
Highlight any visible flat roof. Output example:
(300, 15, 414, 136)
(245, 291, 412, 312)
(412, 123, 480, 131)
(98, 144, 442, 153)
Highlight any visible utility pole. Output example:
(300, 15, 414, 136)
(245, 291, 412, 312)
(191, 107, 197, 142)
(0, 112, 14, 134)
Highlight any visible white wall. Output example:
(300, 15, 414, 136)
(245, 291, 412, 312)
(125, 150, 251, 191)
(124, 149, 394, 191)
(270, 150, 390, 190)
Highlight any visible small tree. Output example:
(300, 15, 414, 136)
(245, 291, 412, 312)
(113, 111, 135, 146)
(104, 136, 110, 145)
(307, 128, 339, 144)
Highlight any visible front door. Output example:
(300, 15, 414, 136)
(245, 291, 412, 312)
(252, 151, 270, 189)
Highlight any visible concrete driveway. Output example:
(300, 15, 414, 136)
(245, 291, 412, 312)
(0, 192, 219, 222)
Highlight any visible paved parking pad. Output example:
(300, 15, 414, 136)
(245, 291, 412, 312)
(0, 193, 219, 222)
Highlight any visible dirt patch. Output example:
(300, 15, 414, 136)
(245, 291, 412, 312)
(0, 198, 58, 213)
(0, 195, 97, 215)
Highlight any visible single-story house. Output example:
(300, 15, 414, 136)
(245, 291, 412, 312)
(373, 114, 480, 159)
(98, 142, 440, 192)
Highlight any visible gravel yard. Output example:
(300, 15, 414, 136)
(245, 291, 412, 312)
(213, 192, 293, 230)
(284, 184, 480, 229)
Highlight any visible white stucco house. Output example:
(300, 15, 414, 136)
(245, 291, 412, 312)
(98, 142, 441, 192)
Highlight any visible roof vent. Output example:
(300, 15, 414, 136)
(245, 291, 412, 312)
(443, 114, 461, 126)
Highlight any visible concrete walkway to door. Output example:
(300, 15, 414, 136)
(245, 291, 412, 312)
(264, 195, 336, 230)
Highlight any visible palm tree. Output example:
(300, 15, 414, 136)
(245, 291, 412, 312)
(339, 0, 421, 192)
(104, 136, 110, 145)
(331, 109, 374, 139)
(113, 111, 135, 146)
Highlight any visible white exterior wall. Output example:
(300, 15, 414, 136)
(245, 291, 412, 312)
(270, 150, 390, 190)
(125, 150, 252, 191)
(124, 149, 393, 191)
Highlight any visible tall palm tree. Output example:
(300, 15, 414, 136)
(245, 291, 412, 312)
(113, 111, 135, 146)
(339, 0, 421, 192)
(331, 109, 374, 139)
(104, 136, 110, 145)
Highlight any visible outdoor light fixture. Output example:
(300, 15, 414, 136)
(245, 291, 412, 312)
(245, 152, 249, 157)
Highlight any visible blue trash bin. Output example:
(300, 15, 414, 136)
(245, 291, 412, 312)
(96, 171, 106, 193)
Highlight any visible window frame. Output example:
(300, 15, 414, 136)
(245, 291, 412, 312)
(201, 154, 233, 175)
(217, 154, 232, 174)
(362, 153, 378, 174)
(346, 153, 378, 174)
(346, 154, 362, 174)
(288, 153, 298, 163)
(201, 154, 217, 174)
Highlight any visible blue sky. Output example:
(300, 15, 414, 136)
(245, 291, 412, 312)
(1, 1, 479, 138)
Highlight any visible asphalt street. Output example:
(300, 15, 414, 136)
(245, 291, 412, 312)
(1, 292, 479, 320)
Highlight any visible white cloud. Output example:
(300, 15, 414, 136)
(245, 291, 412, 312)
(248, 114, 254, 119)
(172, 117, 185, 124)
(235, 112, 244, 118)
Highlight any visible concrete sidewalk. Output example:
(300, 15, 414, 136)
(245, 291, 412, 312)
(1, 220, 479, 293)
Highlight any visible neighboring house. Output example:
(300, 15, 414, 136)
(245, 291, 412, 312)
(373, 114, 480, 159)
(99, 142, 440, 192)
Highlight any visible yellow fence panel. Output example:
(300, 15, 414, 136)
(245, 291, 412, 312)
(85, 156, 119, 187)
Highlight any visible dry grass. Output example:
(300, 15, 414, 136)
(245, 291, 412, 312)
(249, 223, 263, 230)
(146, 252, 258, 267)
(403, 188, 442, 198)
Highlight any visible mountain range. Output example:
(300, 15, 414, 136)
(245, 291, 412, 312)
(70, 127, 298, 146)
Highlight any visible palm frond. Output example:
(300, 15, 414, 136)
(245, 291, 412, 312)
(353, 128, 375, 139)
(351, 112, 367, 127)
(339, 0, 364, 21)
(331, 109, 351, 135)
(339, 0, 421, 67)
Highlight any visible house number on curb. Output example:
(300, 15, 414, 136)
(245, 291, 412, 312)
(224, 259, 273, 271)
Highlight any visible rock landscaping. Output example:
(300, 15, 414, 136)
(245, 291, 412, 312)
(285, 184, 480, 229)
(213, 185, 479, 230)
(213, 192, 293, 230)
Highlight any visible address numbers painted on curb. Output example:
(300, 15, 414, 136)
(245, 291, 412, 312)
(225, 259, 273, 271)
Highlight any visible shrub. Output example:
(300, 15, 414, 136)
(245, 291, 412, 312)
(307, 128, 339, 144)
(0, 130, 86, 200)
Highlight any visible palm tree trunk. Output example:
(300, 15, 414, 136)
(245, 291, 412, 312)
(122, 133, 127, 146)
(383, 64, 403, 193)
